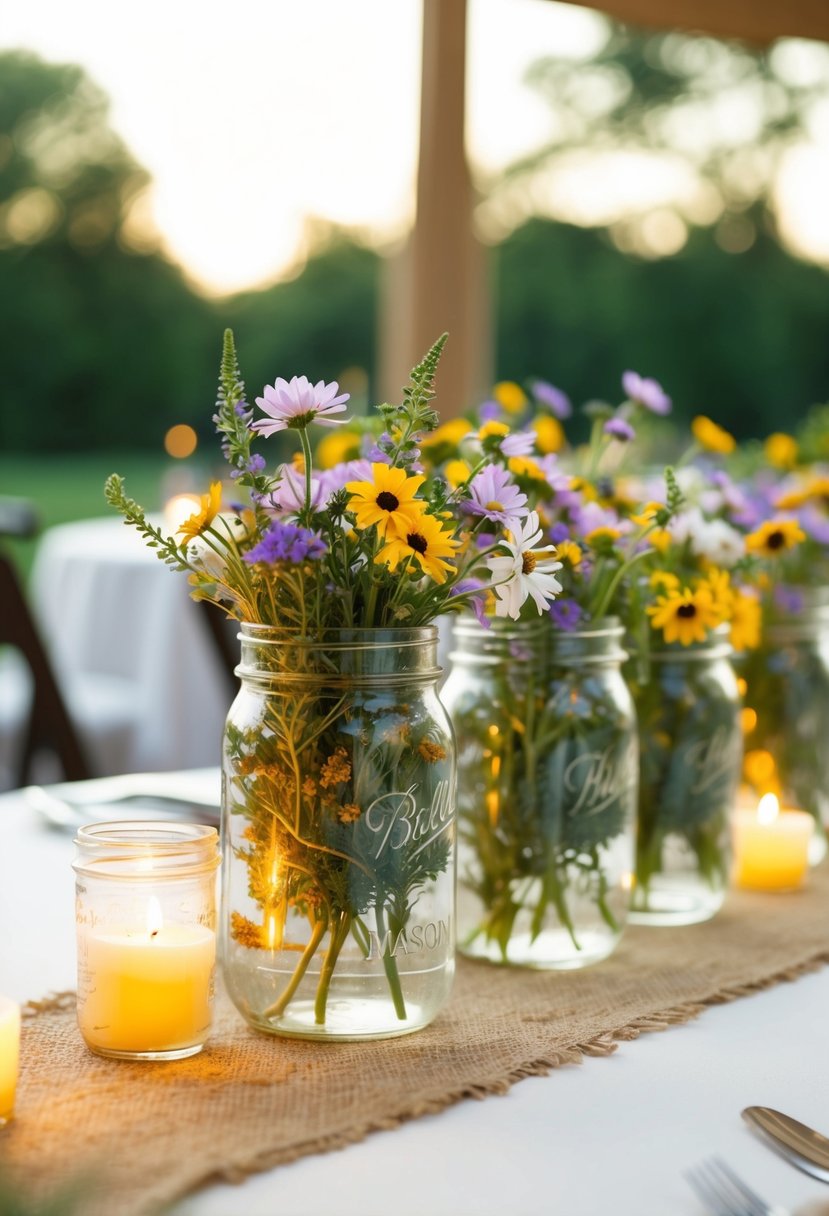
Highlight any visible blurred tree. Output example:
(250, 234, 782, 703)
(490, 25, 829, 260)
(495, 212, 829, 438)
(0, 51, 215, 453)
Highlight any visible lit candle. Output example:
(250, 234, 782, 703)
(733, 793, 814, 891)
(0, 996, 20, 1125)
(77, 896, 216, 1060)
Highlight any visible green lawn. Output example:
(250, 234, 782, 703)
(0, 454, 184, 580)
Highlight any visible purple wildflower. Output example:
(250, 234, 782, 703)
(500, 430, 536, 458)
(475, 531, 497, 550)
(234, 401, 250, 417)
(478, 400, 502, 422)
(549, 522, 570, 545)
(799, 507, 829, 546)
(622, 371, 671, 416)
(604, 417, 636, 442)
(231, 452, 267, 479)
(451, 578, 491, 629)
(531, 379, 572, 419)
(549, 598, 583, 632)
(465, 465, 528, 529)
(264, 465, 325, 514)
(774, 585, 805, 616)
(252, 376, 350, 436)
(244, 521, 327, 565)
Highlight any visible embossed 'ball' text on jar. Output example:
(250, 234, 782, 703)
(442, 616, 637, 970)
(627, 626, 742, 926)
(220, 625, 457, 1041)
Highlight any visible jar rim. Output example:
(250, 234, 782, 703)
(239, 624, 438, 647)
(73, 821, 220, 878)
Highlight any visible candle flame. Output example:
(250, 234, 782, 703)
(757, 793, 780, 826)
(146, 896, 164, 937)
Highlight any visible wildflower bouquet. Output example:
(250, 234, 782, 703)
(437, 375, 684, 964)
(727, 450, 829, 845)
(106, 331, 559, 1036)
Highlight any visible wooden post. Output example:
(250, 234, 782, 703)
(380, 0, 490, 418)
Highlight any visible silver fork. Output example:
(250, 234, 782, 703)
(685, 1157, 790, 1216)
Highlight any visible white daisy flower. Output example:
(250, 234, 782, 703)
(487, 511, 563, 619)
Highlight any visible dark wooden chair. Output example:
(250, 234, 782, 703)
(0, 500, 93, 786)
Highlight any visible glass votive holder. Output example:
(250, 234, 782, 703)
(73, 821, 220, 1061)
(0, 996, 20, 1124)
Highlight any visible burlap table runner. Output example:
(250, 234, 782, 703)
(4, 870, 829, 1216)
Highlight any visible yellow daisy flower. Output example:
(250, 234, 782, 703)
(647, 584, 721, 646)
(178, 482, 222, 542)
(492, 381, 527, 414)
(775, 488, 809, 510)
(478, 420, 510, 442)
(346, 463, 426, 536)
(691, 415, 736, 455)
(375, 513, 459, 584)
(630, 501, 665, 527)
(745, 518, 806, 557)
(421, 418, 473, 449)
(532, 414, 565, 454)
(649, 570, 680, 594)
(585, 526, 621, 547)
(764, 433, 798, 470)
(444, 459, 472, 489)
(555, 540, 583, 567)
(569, 476, 597, 502)
(702, 567, 733, 622)
(507, 456, 546, 481)
(730, 589, 762, 652)
(649, 528, 672, 554)
(316, 429, 361, 469)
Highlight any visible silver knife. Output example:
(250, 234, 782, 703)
(743, 1106, 829, 1183)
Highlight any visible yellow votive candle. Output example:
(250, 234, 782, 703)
(77, 910, 215, 1058)
(0, 997, 21, 1124)
(733, 793, 814, 891)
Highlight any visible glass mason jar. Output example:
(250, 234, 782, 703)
(73, 821, 220, 1060)
(220, 625, 456, 1041)
(627, 627, 741, 926)
(740, 590, 829, 862)
(442, 617, 637, 970)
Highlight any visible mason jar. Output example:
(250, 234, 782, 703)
(443, 617, 637, 969)
(73, 821, 220, 1060)
(220, 625, 456, 1041)
(627, 627, 741, 925)
(739, 589, 829, 862)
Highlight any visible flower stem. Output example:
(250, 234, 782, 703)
(263, 914, 328, 1018)
(374, 901, 408, 1021)
(314, 910, 351, 1025)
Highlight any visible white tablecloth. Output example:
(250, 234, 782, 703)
(29, 518, 234, 774)
(1, 783, 827, 1216)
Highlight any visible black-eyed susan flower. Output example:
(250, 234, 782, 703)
(346, 463, 426, 536)
(647, 583, 721, 646)
(691, 415, 736, 455)
(745, 518, 806, 556)
(178, 482, 222, 542)
(374, 512, 459, 584)
(730, 588, 762, 652)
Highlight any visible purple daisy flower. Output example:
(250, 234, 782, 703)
(244, 521, 327, 564)
(500, 430, 536, 458)
(604, 417, 636, 442)
(478, 400, 502, 422)
(263, 465, 325, 514)
(531, 379, 572, 420)
(252, 376, 350, 436)
(465, 465, 528, 529)
(622, 370, 671, 416)
(451, 578, 491, 629)
(549, 598, 583, 632)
